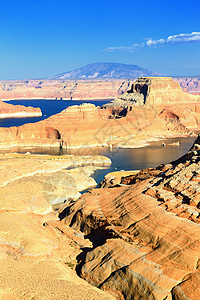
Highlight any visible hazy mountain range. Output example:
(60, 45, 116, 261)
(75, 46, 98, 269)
(50, 62, 162, 80)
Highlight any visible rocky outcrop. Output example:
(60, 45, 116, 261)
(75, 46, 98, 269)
(99, 170, 140, 188)
(103, 77, 200, 108)
(0, 99, 41, 118)
(59, 135, 200, 299)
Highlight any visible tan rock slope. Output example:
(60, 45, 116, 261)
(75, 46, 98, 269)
(59, 134, 200, 300)
(0, 77, 200, 150)
(0, 153, 113, 300)
(0, 99, 41, 118)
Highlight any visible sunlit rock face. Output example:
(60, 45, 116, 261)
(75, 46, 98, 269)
(0, 102, 189, 150)
(60, 135, 200, 300)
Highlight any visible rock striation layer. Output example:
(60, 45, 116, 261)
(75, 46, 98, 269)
(60, 135, 200, 300)
(0, 102, 191, 150)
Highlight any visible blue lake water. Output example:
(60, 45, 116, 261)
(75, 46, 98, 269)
(0, 99, 197, 184)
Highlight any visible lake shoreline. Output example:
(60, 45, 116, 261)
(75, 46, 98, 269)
(3, 97, 114, 101)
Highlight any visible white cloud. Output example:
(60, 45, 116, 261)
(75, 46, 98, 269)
(105, 42, 144, 53)
(104, 32, 200, 52)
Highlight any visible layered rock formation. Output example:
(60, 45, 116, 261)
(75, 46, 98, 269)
(0, 77, 199, 102)
(0, 80, 133, 100)
(0, 99, 41, 118)
(0, 102, 191, 149)
(58, 135, 200, 299)
(0, 77, 200, 150)
(104, 77, 200, 107)
(0, 153, 113, 299)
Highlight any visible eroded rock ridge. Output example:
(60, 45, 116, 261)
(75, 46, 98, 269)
(59, 135, 200, 299)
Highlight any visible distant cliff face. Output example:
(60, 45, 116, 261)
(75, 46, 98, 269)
(49, 62, 162, 80)
(0, 76, 199, 101)
(0, 79, 133, 100)
(174, 76, 200, 94)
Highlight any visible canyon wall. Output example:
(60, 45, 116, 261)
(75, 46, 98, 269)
(0, 80, 133, 100)
(1, 77, 200, 299)
(0, 77, 199, 101)
(104, 77, 200, 107)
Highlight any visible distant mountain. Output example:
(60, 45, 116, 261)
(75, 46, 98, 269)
(50, 62, 162, 80)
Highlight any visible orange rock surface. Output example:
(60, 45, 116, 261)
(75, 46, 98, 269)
(0, 103, 190, 149)
(59, 135, 200, 299)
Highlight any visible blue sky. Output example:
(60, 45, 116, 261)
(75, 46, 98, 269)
(0, 0, 200, 79)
